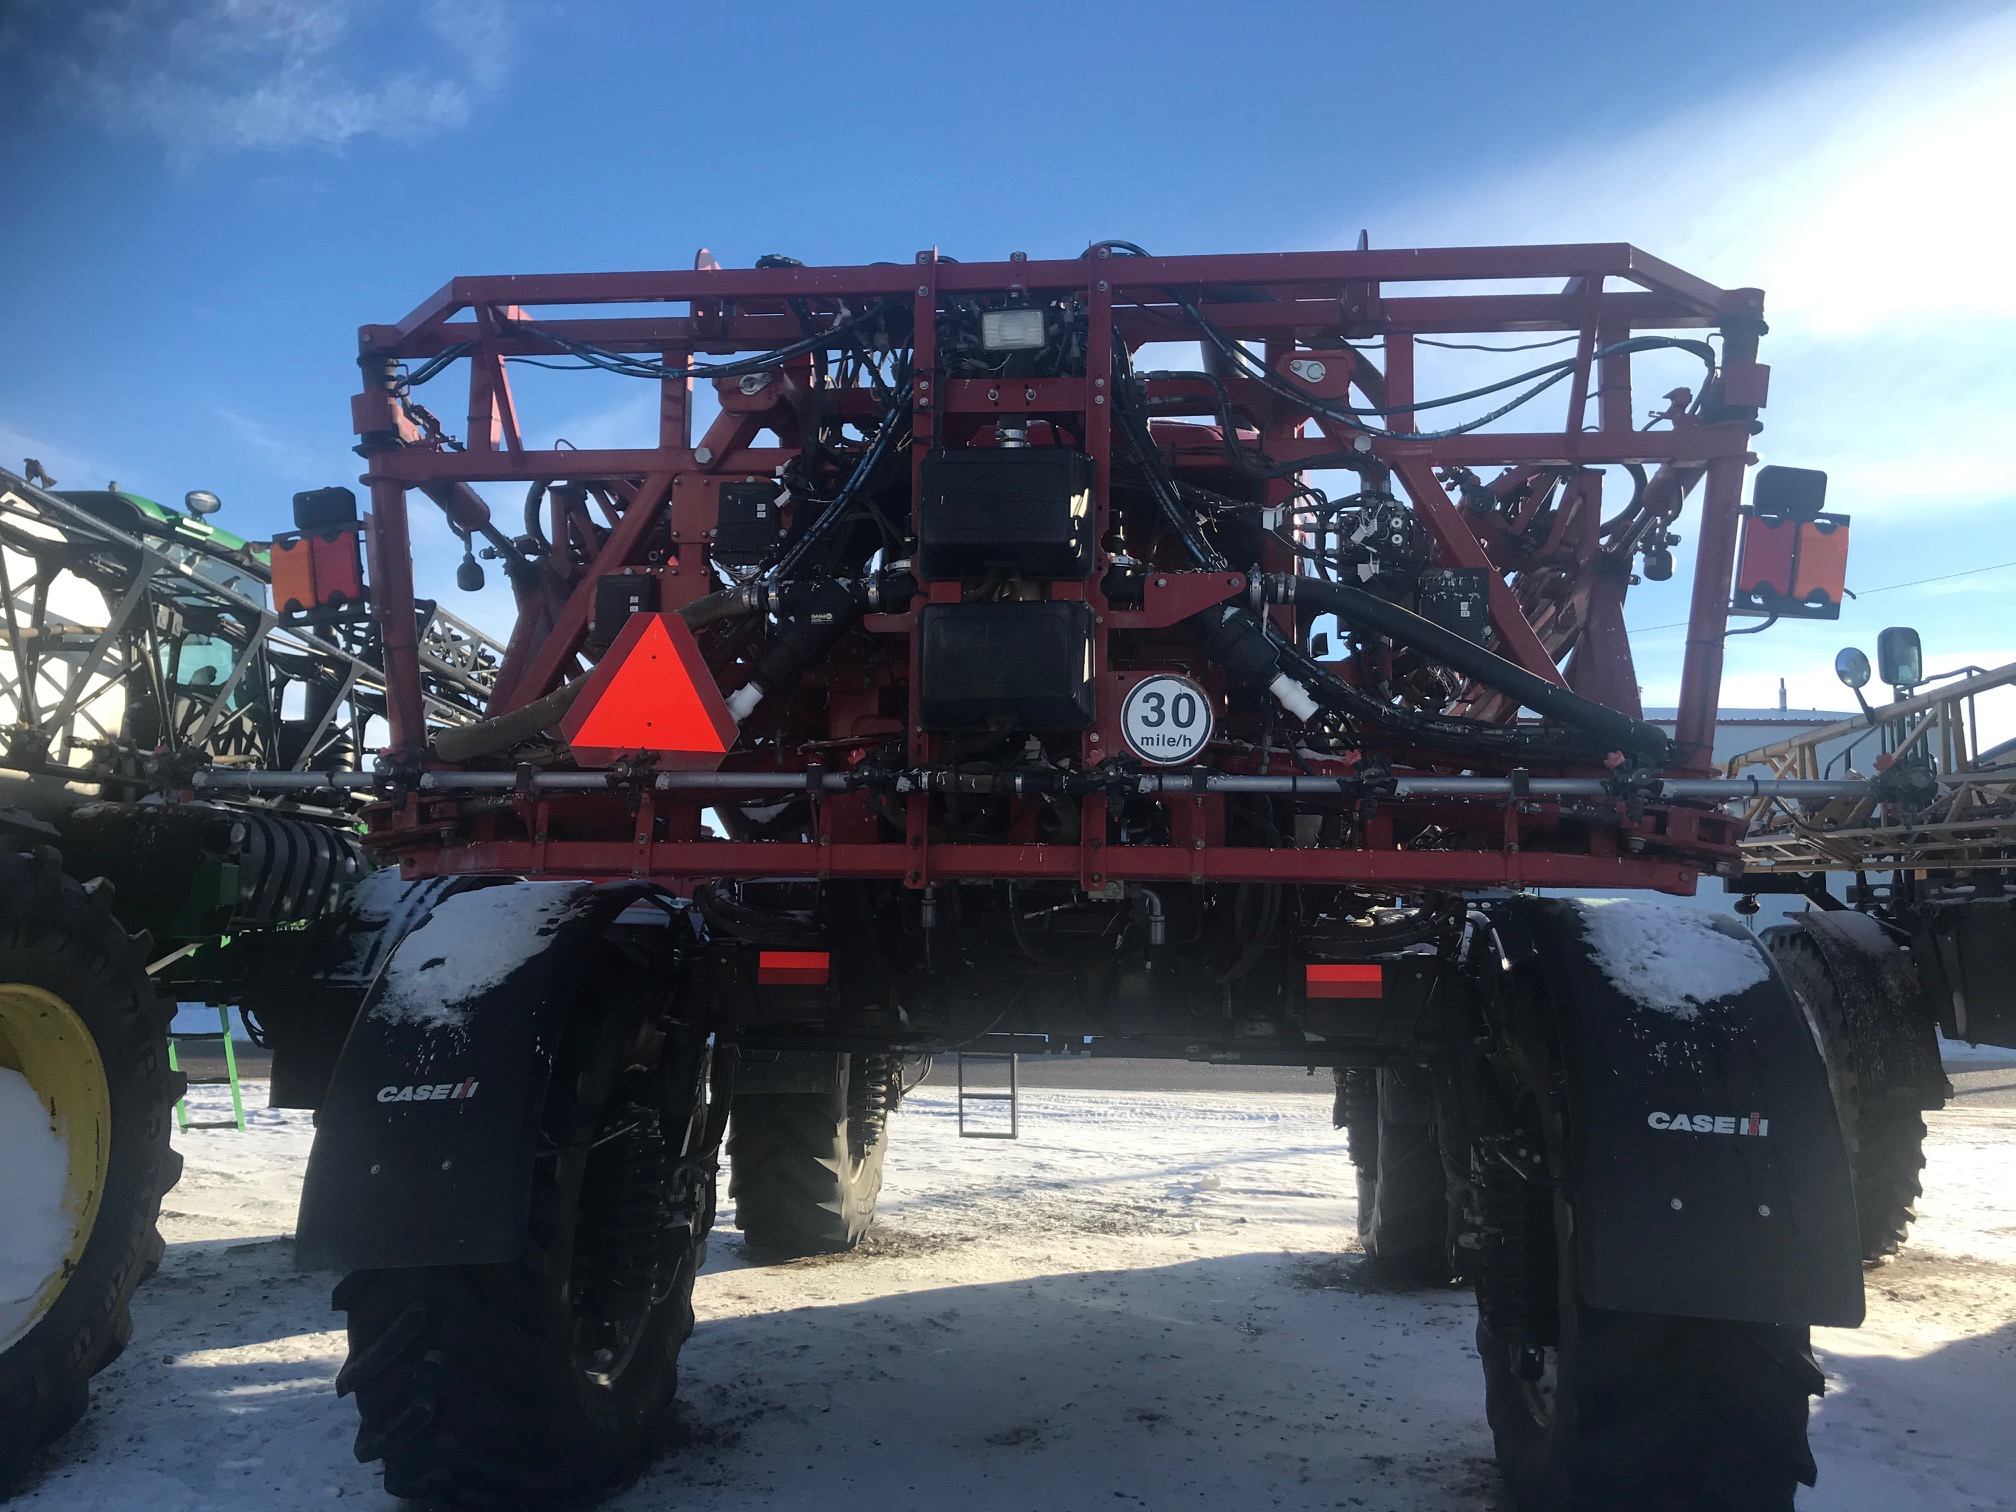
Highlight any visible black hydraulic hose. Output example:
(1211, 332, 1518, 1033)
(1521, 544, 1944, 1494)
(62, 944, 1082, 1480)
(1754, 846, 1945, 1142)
(1111, 344, 1224, 570)
(430, 567, 919, 762)
(1275, 635, 1615, 764)
(729, 578, 861, 722)
(497, 297, 909, 384)
(1272, 574, 1670, 763)
(727, 569, 919, 724)
(765, 380, 913, 583)
(1091, 236, 1715, 443)
(522, 479, 550, 546)
(1184, 602, 1613, 764)
(428, 588, 754, 761)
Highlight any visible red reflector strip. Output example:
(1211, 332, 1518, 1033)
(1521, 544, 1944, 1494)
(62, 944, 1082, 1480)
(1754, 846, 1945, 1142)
(1304, 963, 1383, 1000)
(757, 950, 830, 987)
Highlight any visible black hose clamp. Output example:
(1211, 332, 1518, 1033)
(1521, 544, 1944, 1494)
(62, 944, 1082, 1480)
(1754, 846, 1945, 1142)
(1352, 759, 1397, 819)
(371, 751, 426, 808)
(1604, 766, 1664, 823)
(607, 753, 660, 814)
(1874, 758, 1938, 813)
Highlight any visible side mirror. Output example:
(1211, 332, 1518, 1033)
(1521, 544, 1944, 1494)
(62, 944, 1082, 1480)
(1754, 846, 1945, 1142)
(1834, 646, 1871, 690)
(1877, 627, 1923, 691)
(184, 489, 222, 516)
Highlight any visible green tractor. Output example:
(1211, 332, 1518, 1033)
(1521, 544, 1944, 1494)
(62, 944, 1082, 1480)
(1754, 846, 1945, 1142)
(0, 466, 503, 1484)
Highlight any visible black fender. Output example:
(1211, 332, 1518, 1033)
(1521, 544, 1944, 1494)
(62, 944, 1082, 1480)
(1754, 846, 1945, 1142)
(1771, 910, 1947, 1107)
(251, 868, 472, 1109)
(1912, 897, 2016, 1049)
(1499, 896, 1864, 1328)
(294, 878, 660, 1272)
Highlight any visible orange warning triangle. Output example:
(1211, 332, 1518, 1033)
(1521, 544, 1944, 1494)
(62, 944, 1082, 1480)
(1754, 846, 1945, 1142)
(560, 612, 736, 770)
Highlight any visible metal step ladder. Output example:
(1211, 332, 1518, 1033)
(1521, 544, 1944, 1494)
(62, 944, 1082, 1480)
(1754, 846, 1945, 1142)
(167, 1004, 247, 1132)
(955, 1051, 1019, 1139)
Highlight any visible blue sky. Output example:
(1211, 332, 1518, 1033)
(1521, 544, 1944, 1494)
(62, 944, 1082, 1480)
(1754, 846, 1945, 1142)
(3, 0, 2012, 723)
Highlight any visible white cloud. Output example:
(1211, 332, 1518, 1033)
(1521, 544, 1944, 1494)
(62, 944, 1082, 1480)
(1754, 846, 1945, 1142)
(1324, 7, 2016, 725)
(215, 405, 324, 475)
(1358, 7, 2016, 523)
(1370, 8, 2016, 341)
(28, 0, 519, 159)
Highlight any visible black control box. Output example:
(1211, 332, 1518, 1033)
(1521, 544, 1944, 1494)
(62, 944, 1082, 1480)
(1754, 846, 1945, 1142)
(590, 571, 659, 649)
(918, 601, 1096, 730)
(916, 448, 1094, 580)
(292, 486, 358, 531)
(714, 480, 785, 564)
(1414, 567, 1490, 645)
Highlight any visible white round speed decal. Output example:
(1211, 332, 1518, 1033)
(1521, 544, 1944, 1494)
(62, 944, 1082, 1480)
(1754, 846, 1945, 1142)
(1120, 674, 1214, 765)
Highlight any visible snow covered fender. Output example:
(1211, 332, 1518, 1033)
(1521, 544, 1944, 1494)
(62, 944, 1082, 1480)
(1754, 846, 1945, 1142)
(1500, 896, 1864, 1328)
(295, 878, 653, 1272)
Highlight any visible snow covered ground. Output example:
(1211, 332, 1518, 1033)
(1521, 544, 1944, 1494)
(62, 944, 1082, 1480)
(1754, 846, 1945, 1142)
(12, 1078, 2016, 1511)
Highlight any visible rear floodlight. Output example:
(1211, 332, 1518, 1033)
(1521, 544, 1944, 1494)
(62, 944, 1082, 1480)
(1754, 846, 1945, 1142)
(980, 307, 1046, 352)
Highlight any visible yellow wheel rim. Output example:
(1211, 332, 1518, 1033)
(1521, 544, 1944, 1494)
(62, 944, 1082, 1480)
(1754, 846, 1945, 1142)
(0, 984, 111, 1352)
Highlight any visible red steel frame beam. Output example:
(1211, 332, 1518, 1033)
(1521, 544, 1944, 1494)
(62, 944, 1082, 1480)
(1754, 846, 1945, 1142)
(374, 291, 1733, 362)
(376, 243, 1747, 338)
(354, 242, 1764, 818)
(394, 838, 1708, 896)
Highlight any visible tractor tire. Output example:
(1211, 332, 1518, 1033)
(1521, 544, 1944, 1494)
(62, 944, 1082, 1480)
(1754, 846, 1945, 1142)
(1480, 1246, 1823, 1512)
(332, 963, 719, 1508)
(728, 1053, 900, 1257)
(1346, 1064, 1453, 1284)
(1769, 927, 1931, 1263)
(0, 848, 180, 1489)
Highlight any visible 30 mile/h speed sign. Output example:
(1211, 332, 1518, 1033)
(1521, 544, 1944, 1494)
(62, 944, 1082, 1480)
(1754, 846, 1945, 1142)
(1120, 674, 1215, 765)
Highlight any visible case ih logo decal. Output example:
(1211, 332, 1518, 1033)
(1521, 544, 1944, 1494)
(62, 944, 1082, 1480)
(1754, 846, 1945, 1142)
(1647, 1110, 1769, 1136)
(377, 1078, 479, 1104)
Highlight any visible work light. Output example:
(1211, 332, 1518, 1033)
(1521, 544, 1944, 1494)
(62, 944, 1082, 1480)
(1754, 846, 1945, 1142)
(980, 307, 1045, 352)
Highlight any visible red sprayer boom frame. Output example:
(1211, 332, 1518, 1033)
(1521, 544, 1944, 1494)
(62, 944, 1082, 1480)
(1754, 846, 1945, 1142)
(340, 243, 1777, 896)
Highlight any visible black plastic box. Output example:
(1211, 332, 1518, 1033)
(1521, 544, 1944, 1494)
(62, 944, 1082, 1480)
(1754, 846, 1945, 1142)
(292, 486, 358, 532)
(916, 448, 1095, 580)
(714, 480, 784, 564)
(590, 572, 659, 649)
(1414, 567, 1490, 645)
(918, 601, 1096, 730)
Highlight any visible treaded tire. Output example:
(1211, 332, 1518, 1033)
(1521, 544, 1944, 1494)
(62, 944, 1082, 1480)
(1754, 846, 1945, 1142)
(333, 954, 717, 1509)
(728, 1054, 896, 1258)
(1347, 1064, 1452, 1284)
(0, 848, 181, 1489)
(1481, 1261, 1824, 1511)
(1770, 929, 1929, 1263)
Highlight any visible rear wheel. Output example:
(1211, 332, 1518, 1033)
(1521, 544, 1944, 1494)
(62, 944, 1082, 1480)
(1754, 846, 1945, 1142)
(334, 955, 720, 1508)
(1477, 1111, 1822, 1511)
(1480, 1263, 1823, 1511)
(0, 849, 180, 1488)
(728, 1053, 901, 1257)
(1344, 1064, 1453, 1284)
